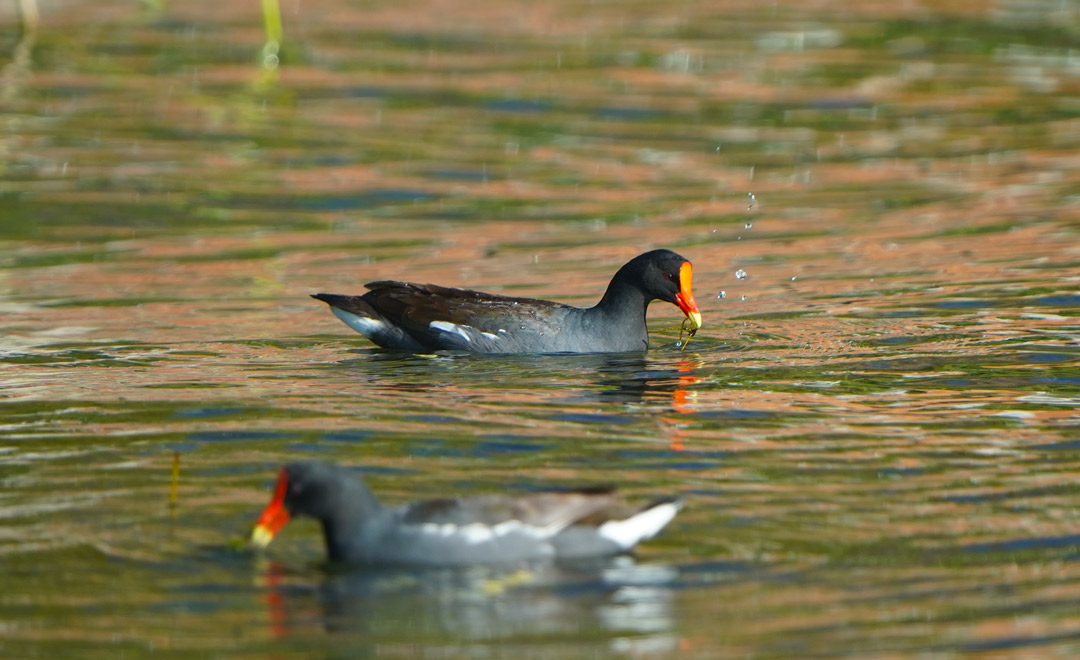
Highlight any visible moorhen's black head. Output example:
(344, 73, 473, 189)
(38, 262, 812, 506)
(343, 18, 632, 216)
(250, 461, 380, 549)
(606, 249, 701, 328)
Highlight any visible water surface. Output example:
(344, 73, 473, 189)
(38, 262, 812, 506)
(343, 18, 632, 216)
(1, 0, 1079, 658)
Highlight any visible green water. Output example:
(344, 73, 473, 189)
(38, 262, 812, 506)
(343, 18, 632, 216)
(1, 0, 1079, 658)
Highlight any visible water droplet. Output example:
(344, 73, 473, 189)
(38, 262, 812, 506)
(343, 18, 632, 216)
(744, 222, 753, 229)
(717, 291, 726, 299)
(747, 192, 756, 212)
(790, 276, 797, 281)
(740, 295, 748, 301)
(734, 269, 747, 280)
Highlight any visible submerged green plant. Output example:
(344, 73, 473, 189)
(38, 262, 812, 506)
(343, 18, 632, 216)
(677, 316, 698, 350)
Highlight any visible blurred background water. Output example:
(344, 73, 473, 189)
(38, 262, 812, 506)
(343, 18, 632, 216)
(1, 0, 1079, 658)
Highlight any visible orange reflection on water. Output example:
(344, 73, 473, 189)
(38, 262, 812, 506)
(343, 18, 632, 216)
(664, 359, 704, 451)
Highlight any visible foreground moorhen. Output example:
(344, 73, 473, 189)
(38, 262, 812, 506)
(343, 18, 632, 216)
(311, 249, 702, 353)
(250, 461, 682, 566)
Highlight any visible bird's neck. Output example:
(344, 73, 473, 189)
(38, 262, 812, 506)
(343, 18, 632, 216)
(592, 276, 651, 323)
(320, 483, 382, 563)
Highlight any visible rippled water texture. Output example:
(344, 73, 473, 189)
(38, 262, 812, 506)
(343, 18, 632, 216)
(1, 0, 1079, 658)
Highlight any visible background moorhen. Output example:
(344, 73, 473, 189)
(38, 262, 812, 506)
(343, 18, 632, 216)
(311, 248, 701, 353)
(250, 461, 682, 566)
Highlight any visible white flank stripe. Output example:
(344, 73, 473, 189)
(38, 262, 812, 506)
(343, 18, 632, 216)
(597, 501, 681, 550)
(491, 519, 549, 538)
(415, 519, 551, 545)
(429, 320, 472, 342)
(331, 307, 385, 337)
(458, 524, 494, 544)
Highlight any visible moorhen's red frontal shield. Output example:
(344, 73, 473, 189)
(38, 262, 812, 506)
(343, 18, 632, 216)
(250, 469, 292, 548)
(675, 261, 701, 330)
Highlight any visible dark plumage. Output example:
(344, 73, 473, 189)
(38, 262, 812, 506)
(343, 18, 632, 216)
(311, 249, 702, 353)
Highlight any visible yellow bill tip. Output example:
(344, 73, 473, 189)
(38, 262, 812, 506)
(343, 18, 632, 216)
(250, 524, 276, 549)
(687, 310, 702, 331)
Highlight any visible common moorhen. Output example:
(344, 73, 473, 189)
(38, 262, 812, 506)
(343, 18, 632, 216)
(311, 249, 701, 353)
(250, 461, 682, 566)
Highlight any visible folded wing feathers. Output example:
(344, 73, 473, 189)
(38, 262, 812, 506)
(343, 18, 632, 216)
(399, 491, 684, 554)
(402, 492, 616, 539)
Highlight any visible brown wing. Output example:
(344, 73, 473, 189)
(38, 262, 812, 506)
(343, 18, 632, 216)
(365, 281, 565, 327)
(401, 489, 617, 533)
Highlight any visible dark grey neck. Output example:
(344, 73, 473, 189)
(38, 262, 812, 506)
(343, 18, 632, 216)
(591, 274, 651, 322)
(580, 278, 652, 351)
(591, 265, 648, 319)
(319, 479, 383, 563)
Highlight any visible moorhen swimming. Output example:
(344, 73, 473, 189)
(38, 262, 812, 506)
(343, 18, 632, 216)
(311, 249, 702, 353)
(250, 461, 682, 566)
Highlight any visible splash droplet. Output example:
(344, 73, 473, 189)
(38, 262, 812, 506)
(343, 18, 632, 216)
(717, 291, 726, 299)
(747, 192, 756, 212)
(735, 269, 747, 280)
(740, 295, 748, 301)
(744, 222, 753, 229)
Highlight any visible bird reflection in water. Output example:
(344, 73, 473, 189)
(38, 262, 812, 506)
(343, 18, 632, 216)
(253, 556, 681, 657)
